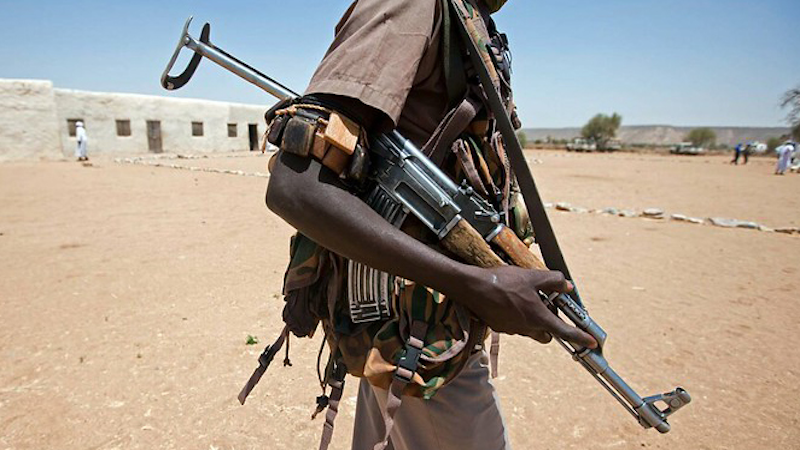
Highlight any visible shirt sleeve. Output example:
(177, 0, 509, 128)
(305, 0, 438, 127)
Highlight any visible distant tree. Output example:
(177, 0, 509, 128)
(779, 86, 800, 141)
(686, 128, 716, 148)
(767, 137, 783, 153)
(516, 131, 528, 148)
(781, 85, 800, 133)
(581, 113, 622, 148)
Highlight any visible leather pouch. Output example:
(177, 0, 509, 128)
(267, 114, 288, 146)
(346, 144, 370, 183)
(281, 116, 317, 157)
(321, 147, 351, 175)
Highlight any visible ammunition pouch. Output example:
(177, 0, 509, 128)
(265, 100, 370, 183)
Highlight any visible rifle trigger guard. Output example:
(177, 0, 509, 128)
(161, 16, 210, 91)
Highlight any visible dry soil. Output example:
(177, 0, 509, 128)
(0, 150, 798, 450)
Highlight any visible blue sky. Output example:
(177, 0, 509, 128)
(1, 0, 798, 128)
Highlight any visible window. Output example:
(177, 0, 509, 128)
(192, 121, 204, 137)
(227, 123, 238, 138)
(116, 120, 131, 137)
(67, 119, 84, 137)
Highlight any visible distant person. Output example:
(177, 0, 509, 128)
(730, 142, 744, 164)
(775, 141, 796, 175)
(742, 142, 752, 164)
(75, 121, 88, 161)
(790, 142, 800, 173)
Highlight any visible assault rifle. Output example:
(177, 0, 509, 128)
(161, 17, 691, 432)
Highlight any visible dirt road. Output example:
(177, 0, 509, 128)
(1, 151, 798, 449)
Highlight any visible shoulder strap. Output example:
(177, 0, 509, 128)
(448, 0, 584, 306)
(423, 0, 493, 163)
(441, 0, 468, 108)
(237, 325, 289, 404)
(373, 320, 429, 450)
(318, 361, 347, 450)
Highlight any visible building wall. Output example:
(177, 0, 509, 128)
(53, 89, 266, 156)
(0, 79, 63, 161)
(0, 78, 267, 160)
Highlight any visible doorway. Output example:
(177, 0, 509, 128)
(248, 124, 259, 151)
(147, 120, 163, 153)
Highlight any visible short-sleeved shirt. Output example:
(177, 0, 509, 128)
(305, 0, 449, 147)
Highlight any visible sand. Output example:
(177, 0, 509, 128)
(0, 150, 798, 450)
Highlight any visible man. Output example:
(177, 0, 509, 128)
(265, 1, 595, 448)
(730, 142, 743, 165)
(789, 142, 800, 173)
(775, 140, 795, 175)
(742, 142, 752, 164)
(75, 121, 88, 161)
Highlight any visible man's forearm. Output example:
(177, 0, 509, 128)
(266, 151, 479, 301)
(267, 151, 597, 348)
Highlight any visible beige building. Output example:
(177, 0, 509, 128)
(0, 78, 266, 161)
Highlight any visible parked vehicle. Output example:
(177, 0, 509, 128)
(747, 141, 768, 154)
(598, 139, 622, 152)
(566, 138, 597, 152)
(670, 142, 705, 155)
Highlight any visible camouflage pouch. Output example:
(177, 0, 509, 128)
(280, 232, 477, 399)
(329, 279, 478, 399)
(281, 233, 331, 338)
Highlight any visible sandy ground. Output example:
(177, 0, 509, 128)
(1, 150, 798, 450)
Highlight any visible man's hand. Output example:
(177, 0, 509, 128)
(456, 266, 598, 349)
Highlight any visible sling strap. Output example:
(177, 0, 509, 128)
(238, 325, 289, 405)
(318, 362, 347, 450)
(452, 139, 489, 198)
(374, 320, 429, 450)
(489, 331, 501, 378)
(422, 96, 480, 166)
(441, 0, 469, 109)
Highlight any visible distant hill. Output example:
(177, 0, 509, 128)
(522, 125, 790, 147)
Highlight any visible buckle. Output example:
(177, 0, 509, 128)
(258, 345, 275, 368)
(394, 336, 424, 382)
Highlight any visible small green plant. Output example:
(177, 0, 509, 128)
(246, 335, 259, 345)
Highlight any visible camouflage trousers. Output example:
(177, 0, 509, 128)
(352, 351, 512, 450)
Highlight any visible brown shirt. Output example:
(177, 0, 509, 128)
(305, 0, 449, 147)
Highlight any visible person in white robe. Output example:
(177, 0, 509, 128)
(774, 141, 795, 175)
(75, 121, 88, 161)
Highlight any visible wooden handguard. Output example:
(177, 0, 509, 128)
(441, 219, 505, 268)
(491, 227, 547, 270)
(440, 219, 547, 271)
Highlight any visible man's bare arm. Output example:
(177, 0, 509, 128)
(267, 151, 597, 348)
